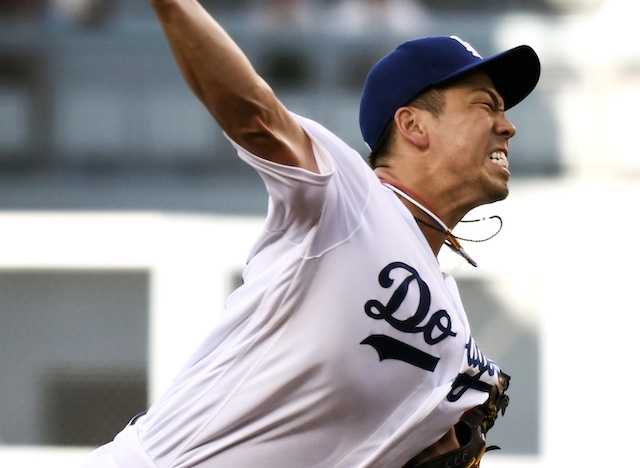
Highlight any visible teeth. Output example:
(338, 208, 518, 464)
(489, 151, 508, 169)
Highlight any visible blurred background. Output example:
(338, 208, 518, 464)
(0, 0, 637, 466)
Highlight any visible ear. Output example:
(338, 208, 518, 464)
(393, 107, 430, 149)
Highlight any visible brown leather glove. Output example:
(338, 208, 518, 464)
(406, 371, 510, 468)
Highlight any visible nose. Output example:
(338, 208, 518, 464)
(495, 113, 517, 139)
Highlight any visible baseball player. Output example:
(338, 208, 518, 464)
(82, 1, 540, 467)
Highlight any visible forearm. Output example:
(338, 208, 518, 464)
(151, 0, 264, 126)
(150, 0, 314, 169)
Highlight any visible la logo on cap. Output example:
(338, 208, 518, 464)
(450, 36, 482, 59)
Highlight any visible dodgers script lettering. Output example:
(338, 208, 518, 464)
(361, 262, 456, 371)
(361, 262, 498, 402)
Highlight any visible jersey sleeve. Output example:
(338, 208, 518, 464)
(225, 113, 374, 258)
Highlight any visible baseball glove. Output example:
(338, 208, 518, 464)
(406, 371, 511, 468)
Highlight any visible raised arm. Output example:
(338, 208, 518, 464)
(150, 0, 317, 171)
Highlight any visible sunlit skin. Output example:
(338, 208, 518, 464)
(375, 72, 517, 257)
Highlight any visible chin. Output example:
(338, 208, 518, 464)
(483, 184, 509, 206)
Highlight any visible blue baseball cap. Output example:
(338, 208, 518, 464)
(359, 36, 541, 150)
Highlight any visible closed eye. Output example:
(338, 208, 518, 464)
(478, 101, 494, 110)
(473, 88, 505, 113)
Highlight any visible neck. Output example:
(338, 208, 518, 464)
(380, 178, 478, 267)
(379, 178, 447, 252)
(374, 164, 467, 226)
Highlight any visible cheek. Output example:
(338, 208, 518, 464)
(452, 125, 490, 165)
(443, 117, 476, 149)
(448, 136, 480, 172)
(431, 118, 487, 172)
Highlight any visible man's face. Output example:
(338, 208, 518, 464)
(423, 72, 517, 208)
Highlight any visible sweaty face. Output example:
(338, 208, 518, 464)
(424, 73, 517, 209)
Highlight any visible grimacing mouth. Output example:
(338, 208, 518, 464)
(489, 150, 508, 170)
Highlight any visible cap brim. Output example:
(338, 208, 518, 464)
(433, 45, 541, 110)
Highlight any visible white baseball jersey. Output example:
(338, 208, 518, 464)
(83, 114, 503, 467)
